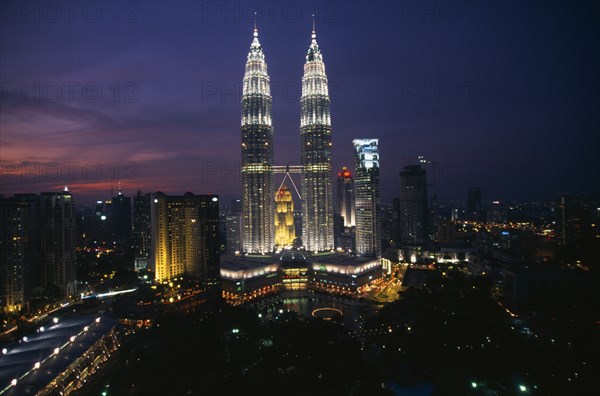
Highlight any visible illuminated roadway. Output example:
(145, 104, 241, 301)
(0, 315, 116, 395)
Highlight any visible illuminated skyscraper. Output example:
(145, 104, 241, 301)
(336, 167, 355, 228)
(300, 21, 334, 252)
(150, 192, 220, 286)
(275, 184, 295, 248)
(241, 25, 274, 254)
(353, 139, 382, 257)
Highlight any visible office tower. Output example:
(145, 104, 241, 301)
(133, 191, 151, 271)
(40, 191, 77, 295)
(225, 212, 242, 254)
(225, 199, 242, 254)
(112, 190, 132, 246)
(333, 213, 344, 241)
(429, 194, 440, 241)
(197, 195, 221, 287)
(399, 165, 428, 246)
(336, 167, 355, 228)
(353, 139, 382, 257)
(241, 25, 274, 254)
(230, 198, 242, 214)
(0, 198, 31, 312)
(93, 199, 112, 246)
(14, 191, 78, 297)
(275, 184, 296, 248)
(150, 192, 220, 287)
(466, 186, 482, 221)
(4, 190, 75, 299)
(300, 22, 334, 252)
(488, 200, 506, 223)
(391, 198, 401, 246)
(555, 194, 592, 246)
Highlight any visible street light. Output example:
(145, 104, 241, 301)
(519, 385, 527, 392)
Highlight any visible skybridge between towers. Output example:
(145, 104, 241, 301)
(273, 165, 302, 200)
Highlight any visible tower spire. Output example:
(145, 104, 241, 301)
(312, 14, 316, 39)
(253, 11, 258, 37)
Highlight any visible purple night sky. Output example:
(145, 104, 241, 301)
(1, 1, 599, 204)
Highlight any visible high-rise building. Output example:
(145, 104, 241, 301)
(112, 190, 132, 246)
(229, 198, 242, 214)
(133, 191, 151, 271)
(300, 22, 334, 252)
(92, 199, 112, 246)
(38, 191, 77, 296)
(555, 194, 593, 246)
(225, 199, 242, 254)
(225, 213, 242, 254)
(336, 167, 355, 228)
(275, 184, 295, 248)
(150, 192, 220, 287)
(0, 198, 32, 312)
(466, 186, 483, 222)
(353, 139, 382, 257)
(241, 26, 274, 254)
(391, 198, 401, 246)
(399, 165, 428, 246)
(2, 190, 76, 306)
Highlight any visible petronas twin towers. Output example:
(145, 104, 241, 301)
(241, 23, 334, 254)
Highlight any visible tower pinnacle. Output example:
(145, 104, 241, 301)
(253, 12, 258, 37)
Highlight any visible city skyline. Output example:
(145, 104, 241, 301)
(2, 1, 599, 204)
(1, 3, 599, 395)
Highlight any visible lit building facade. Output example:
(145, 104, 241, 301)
(0, 199, 31, 312)
(300, 24, 334, 252)
(309, 255, 383, 295)
(221, 257, 281, 304)
(336, 167, 355, 228)
(353, 139, 382, 257)
(220, 252, 382, 304)
(275, 184, 295, 248)
(150, 192, 220, 287)
(399, 165, 428, 246)
(241, 26, 275, 254)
